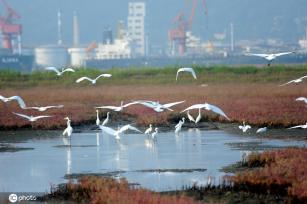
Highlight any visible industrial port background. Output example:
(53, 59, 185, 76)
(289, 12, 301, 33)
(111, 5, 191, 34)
(6, 0, 307, 48)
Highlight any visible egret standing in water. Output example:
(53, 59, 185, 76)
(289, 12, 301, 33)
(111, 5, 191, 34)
(63, 117, 73, 146)
(145, 124, 153, 135)
(175, 117, 185, 134)
(239, 121, 251, 133)
(151, 127, 158, 140)
(101, 112, 110, 126)
(96, 110, 100, 126)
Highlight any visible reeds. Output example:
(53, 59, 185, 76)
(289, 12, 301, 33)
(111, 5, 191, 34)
(228, 148, 307, 202)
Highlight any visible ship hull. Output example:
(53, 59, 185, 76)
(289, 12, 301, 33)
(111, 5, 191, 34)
(0, 55, 34, 72)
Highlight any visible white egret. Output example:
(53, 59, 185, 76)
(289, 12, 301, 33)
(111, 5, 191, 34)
(279, 75, 307, 86)
(187, 110, 196, 123)
(245, 52, 294, 66)
(63, 117, 73, 146)
(45, 66, 75, 76)
(288, 123, 307, 129)
(256, 127, 267, 133)
(0, 95, 26, 109)
(181, 103, 230, 121)
(151, 127, 158, 140)
(296, 97, 307, 105)
(96, 101, 135, 112)
(96, 110, 100, 126)
(195, 109, 202, 124)
(132, 100, 185, 112)
(238, 121, 251, 133)
(145, 124, 153, 135)
(12, 112, 52, 122)
(101, 112, 110, 126)
(99, 124, 142, 140)
(24, 105, 64, 112)
(76, 74, 112, 84)
(176, 67, 197, 81)
(175, 117, 185, 134)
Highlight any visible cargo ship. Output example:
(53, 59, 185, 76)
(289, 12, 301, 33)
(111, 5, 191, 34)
(0, 0, 34, 72)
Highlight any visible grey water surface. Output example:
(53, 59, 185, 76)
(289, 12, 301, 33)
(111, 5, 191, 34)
(0, 128, 305, 193)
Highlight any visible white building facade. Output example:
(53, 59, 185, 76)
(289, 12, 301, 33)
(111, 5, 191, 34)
(127, 2, 146, 57)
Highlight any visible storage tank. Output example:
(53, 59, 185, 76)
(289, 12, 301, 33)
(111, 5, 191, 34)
(68, 47, 87, 67)
(35, 45, 68, 69)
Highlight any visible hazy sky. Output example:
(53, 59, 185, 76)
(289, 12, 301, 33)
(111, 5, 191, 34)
(4, 0, 307, 48)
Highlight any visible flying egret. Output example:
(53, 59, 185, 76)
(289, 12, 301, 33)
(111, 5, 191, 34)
(151, 127, 158, 140)
(24, 105, 64, 112)
(256, 127, 267, 133)
(175, 117, 185, 134)
(288, 123, 307, 129)
(99, 124, 142, 140)
(238, 121, 251, 133)
(145, 124, 153, 135)
(245, 52, 294, 66)
(0, 95, 26, 109)
(45, 66, 75, 76)
(176, 67, 197, 81)
(195, 109, 202, 124)
(96, 110, 100, 126)
(101, 112, 110, 126)
(187, 110, 196, 123)
(96, 101, 136, 112)
(76, 74, 112, 84)
(132, 100, 185, 112)
(279, 75, 307, 86)
(181, 103, 230, 121)
(12, 112, 52, 122)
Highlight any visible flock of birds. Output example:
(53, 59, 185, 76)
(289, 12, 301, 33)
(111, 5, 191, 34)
(1, 58, 307, 146)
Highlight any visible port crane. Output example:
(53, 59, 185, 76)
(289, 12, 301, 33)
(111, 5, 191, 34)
(0, 0, 21, 52)
(168, 0, 207, 55)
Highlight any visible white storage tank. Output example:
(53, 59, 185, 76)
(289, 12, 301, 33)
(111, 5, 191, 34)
(68, 47, 87, 67)
(35, 45, 68, 69)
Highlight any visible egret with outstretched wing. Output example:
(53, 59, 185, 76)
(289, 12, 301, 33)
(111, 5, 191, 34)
(176, 67, 197, 81)
(99, 124, 142, 140)
(0, 95, 26, 109)
(45, 67, 75, 76)
(76, 74, 112, 84)
(13, 112, 52, 122)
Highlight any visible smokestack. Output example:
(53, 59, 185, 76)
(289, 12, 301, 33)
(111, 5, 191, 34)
(230, 22, 234, 52)
(73, 11, 80, 47)
(57, 10, 62, 45)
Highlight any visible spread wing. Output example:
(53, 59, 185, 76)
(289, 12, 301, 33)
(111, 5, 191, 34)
(8, 96, 26, 109)
(95, 105, 118, 110)
(12, 112, 31, 120)
(163, 101, 185, 108)
(0, 95, 7, 101)
(275, 52, 294, 57)
(32, 115, 52, 120)
(176, 68, 197, 80)
(296, 97, 307, 103)
(45, 67, 60, 75)
(62, 68, 75, 73)
(119, 124, 142, 134)
(181, 104, 207, 112)
(288, 125, 303, 129)
(245, 53, 269, 58)
(99, 125, 116, 135)
(279, 80, 295, 87)
(76, 77, 94, 83)
(95, 74, 112, 80)
(204, 103, 230, 120)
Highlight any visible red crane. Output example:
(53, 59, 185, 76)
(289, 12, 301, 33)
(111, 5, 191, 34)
(0, 0, 21, 52)
(168, 0, 207, 56)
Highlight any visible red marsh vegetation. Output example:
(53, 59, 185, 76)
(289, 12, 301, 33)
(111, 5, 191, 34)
(228, 148, 307, 202)
(0, 82, 306, 129)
